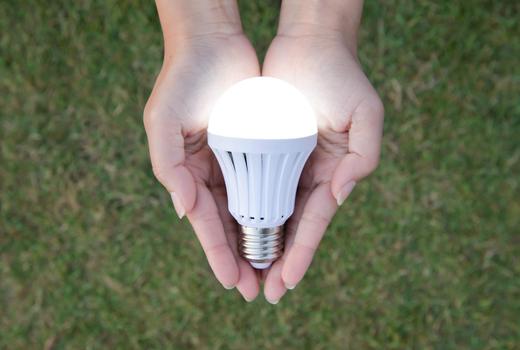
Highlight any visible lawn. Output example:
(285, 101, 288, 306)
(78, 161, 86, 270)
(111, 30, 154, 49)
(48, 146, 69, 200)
(1, 0, 519, 349)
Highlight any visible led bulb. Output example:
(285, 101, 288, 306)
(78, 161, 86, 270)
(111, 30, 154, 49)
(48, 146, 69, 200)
(208, 77, 317, 269)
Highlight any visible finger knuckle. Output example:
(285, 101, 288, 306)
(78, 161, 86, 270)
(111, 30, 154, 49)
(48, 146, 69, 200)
(143, 102, 161, 129)
(365, 156, 380, 174)
(300, 211, 330, 228)
(192, 212, 222, 227)
(151, 164, 168, 184)
(294, 240, 317, 254)
(205, 242, 230, 258)
(369, 95, 385, 119)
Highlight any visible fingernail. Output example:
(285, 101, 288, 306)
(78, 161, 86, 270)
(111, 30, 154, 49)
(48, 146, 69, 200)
(336, 181, 356, 206)
(266, 298, 279, 305)
(285, 284, 296, 290)
(223, 284, 235, 290)
(170, 192, 185, 219)
(243, 295, 254, 302)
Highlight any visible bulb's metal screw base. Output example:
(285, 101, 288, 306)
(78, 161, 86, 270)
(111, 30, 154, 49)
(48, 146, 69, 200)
(239, 225, 284, 269)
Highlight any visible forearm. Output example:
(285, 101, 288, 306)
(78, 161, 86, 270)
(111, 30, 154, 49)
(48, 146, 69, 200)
(278, 0, 363, 51)
(155, 0, 243, 53)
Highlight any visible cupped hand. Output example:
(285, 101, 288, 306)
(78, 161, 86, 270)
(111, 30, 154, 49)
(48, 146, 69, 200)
(261, 33, 384, 303)
(143, 34, 261, 301)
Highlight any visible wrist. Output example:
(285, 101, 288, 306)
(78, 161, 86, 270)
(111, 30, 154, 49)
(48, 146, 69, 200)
(278, 0, 363, 51)
(156, 0, 243, 53)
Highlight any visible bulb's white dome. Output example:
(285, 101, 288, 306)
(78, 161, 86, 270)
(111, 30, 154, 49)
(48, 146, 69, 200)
(208, 77, 317, 139)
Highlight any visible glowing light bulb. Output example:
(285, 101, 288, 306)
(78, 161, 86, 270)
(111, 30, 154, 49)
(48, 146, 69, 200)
(208, 77, 317, 269)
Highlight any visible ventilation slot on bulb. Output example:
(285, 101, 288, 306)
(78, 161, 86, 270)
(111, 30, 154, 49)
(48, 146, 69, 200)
(213, 149, 309, 227)
(227, 151, 234, 169)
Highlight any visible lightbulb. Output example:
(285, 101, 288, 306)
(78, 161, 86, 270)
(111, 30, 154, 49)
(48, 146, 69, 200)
(208, 77, 317, 269)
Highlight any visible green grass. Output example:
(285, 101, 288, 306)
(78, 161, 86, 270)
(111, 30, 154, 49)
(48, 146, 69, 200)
(1, 0, 519, 348)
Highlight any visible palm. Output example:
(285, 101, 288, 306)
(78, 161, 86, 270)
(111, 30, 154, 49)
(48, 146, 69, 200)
(150, 34, 260, 174)
(264, 35, 375, 173)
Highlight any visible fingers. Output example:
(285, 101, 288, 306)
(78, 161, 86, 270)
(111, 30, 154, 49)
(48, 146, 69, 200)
(236, 259, 261, 302)
(143, 109, 197, 216)
(281, 183, 337, 289)
(187, 183, 240, 289)
(331, 96, 384, 205)
(263, 259, 287, 304)
(284, 185, 313, 250)
(211, 185, 260, 301)
(262, 185, 311, 303)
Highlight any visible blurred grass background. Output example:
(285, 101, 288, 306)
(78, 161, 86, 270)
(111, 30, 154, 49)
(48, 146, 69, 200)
(1, 0, 519, 348)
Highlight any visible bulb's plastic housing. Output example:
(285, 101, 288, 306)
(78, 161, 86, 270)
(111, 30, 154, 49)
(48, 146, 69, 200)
(209, 134, 316, 228)
(208, 77, 318, 268)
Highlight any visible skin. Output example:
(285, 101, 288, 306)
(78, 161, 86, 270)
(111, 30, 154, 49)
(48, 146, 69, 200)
(144, 0, 383, 303)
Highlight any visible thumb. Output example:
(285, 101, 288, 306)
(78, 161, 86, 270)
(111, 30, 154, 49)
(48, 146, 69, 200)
(331, 97, 384, 205)
(144, 109, 197, 218)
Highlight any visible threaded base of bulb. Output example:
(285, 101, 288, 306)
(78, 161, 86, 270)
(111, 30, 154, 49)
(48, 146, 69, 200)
(239, 225, 284, 269)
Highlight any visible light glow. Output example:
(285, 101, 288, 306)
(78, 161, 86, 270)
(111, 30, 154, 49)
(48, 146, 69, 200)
(208, 77, 317, 139)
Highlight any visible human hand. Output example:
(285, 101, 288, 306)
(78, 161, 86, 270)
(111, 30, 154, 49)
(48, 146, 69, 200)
(144, 0, 261, 301)
(261, 0, 384, 303)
